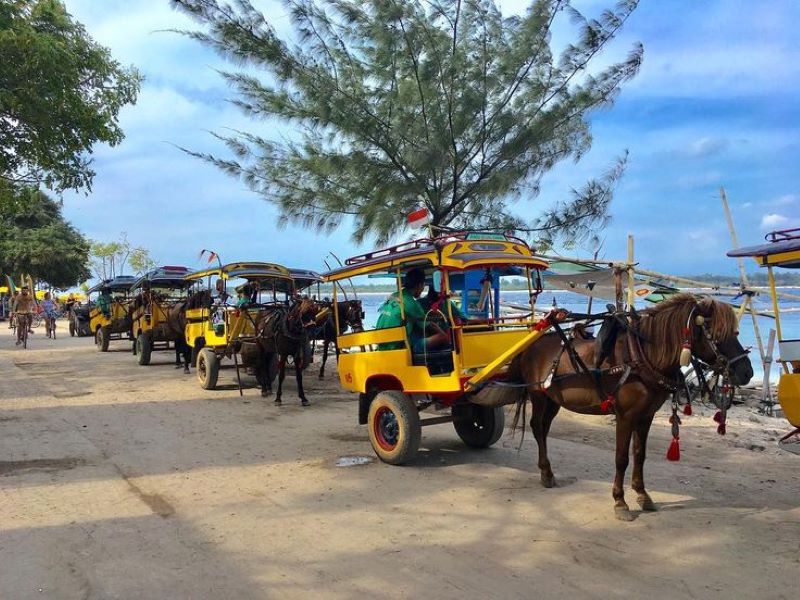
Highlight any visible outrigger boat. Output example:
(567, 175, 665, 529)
(728, 227, 800, 454)
(324, 231, 561, 464)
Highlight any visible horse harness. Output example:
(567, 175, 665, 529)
(540, 301, 744, 420)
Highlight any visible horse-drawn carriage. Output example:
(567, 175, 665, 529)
(728, 227, 800, 453)
(184, 262, 300, 392)
(68, 303, 92, 337)
(129, 266, 193, 368)
(87, 275, 137, 352)
(323, 231, 555, 464)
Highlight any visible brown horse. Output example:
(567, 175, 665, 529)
(165, 300, 191, 373)
(254, 298, 319, 405)
(312, 299, 364, 378)
(506, 294, 753, 521)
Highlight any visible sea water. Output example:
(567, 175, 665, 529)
(352, 289, 799, 384)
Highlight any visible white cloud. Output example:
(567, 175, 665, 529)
(760, 213, 789, 229)
(774, 194, 798, 207)
(686, 137, 729, 158)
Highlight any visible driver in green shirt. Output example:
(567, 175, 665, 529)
(96, 286, 112, 318)
(375, 268, 450, 351)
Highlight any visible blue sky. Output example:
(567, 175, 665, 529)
(60, 0, 799, 277)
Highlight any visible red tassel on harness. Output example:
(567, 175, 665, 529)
(600, 397, 615, 414)
(683, 403, 693, 416)
(713, 410, 722, 423)
(666, 437, 680, 461)
(717, 422, 726, 435)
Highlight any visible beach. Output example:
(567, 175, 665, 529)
(1, 322, 798, 599)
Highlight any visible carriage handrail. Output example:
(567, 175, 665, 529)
(338, 326, 406, 350)
(766, 227, 800, 243)
(342, 231, 531, 267)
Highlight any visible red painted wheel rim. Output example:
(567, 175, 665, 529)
(373, 405, 399, 451)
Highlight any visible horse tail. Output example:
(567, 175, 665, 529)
(505, 353, 528, 438)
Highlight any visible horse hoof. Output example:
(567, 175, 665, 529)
(274, 399, 282, 405)
(301, 400, 310, 407)
(261, 389, 272, 398)
(183, 368, 190, 374)
(540, 474, 556, 488)
(637, 494, 657, 512)
(614, 505, 636, 522)
(174, 364, 182, 369)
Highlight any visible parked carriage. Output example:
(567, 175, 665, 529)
(129, 266, 193, 366)
(323, 231, 557, 464)
(184, 262, 298, 390)
(87, 275, 137, 352)
(728, 227, 800, 453)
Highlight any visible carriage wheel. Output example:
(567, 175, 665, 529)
(452, 403, 506, 448)
(190, 339, 205, 368)
(197, 348, 220, 390)
(96, 326, 110, 352)
(367, 390, 420, 465)
(137, 334, 152, 366)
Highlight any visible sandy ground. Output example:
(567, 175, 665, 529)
(1, 322, 798, 600)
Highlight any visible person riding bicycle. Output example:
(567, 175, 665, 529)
(12, 286, 35, 345)
(42, 292, 59, 338)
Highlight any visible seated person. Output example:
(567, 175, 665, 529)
(96, 287, 112, 318)
(375, 268, 450, 352)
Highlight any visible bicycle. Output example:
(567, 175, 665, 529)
(17, 314, 31, 349)
(45, 313, 57, 339)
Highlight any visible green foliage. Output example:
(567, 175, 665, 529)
(0, 0, 142, 192)
(173, 0, 642, 244)
(129, 246, 157, 275)
(0, 181, 90, 288)
(89, 233, 156, 279)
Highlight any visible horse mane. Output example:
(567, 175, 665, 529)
(639, 293, 737, 372)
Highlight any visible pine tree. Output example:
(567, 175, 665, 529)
(173, 0, 642, 245)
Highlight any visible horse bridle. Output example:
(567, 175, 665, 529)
(688, 308, 750, 379)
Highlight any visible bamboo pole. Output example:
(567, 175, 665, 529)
(720, 187, 767, 366)
(626, 235, 635, 309)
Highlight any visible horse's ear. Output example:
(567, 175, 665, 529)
(696, 296, 715, 318)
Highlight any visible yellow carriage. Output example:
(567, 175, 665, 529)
(323, 231, 555, 464)
(728, 228, 800, 452)
(129, 266, 193, 366)
(87, 275, 136, 352)
(183, 262, 297, 390)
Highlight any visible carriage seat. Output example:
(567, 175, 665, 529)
(411, 348, 455, 376)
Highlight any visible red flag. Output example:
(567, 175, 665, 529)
(407, 207, 431, 229)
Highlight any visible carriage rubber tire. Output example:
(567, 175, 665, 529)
(191, 339, 205, 368)
(197, 348, 220, 390)
(452, 404, 506, 448)
(137, 334, 152, 366)
(367, 390, 421, 465)
(96, 326, 110, 352)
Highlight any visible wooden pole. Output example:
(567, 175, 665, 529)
(720, 187, 767, 367)
(762, 329, 776, 413)
(626, 234, 635, 310)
